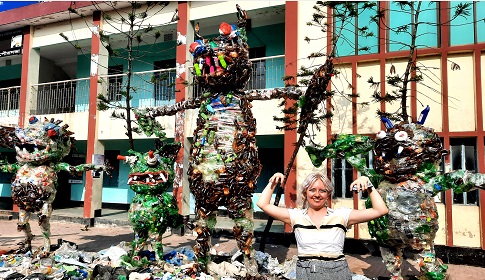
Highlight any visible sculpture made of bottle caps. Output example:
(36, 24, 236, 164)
(305, 116, 485, 280)
(0, 117, 108, 255)
(117, 143, 183, 263)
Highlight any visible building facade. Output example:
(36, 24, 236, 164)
(0, 1, 485, 250)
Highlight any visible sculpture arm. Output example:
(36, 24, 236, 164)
(244, 87, 302, 101)
(0, 163, 20, 173)
(432, 170, 485, 195)
(305, 134, 382, 186)
(55, 162, 111, 174)
(136, 98, 203, 118)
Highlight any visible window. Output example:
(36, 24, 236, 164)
(108, 65, 123, 102)
(331, 158, 354, 198)
(389, 1, 438, 52)
(333, 2, 379, 57)
(154, 59, 176, 102)
(450, 1, 485, 45)
(450, 138, 478, 205)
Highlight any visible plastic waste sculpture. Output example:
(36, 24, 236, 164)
(117, 125, 183, 263)
(305, 110, 485, 280)
(134, 5, 286, 275)
(0, 117, 108, 254)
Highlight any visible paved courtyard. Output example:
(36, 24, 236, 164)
(1, 219, 484, 279)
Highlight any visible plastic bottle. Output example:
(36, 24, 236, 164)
(218, 54, 227, 68)
(417, 105, 430, 125)
(381, 117, 394, 130)
(194, 64, 201, 76)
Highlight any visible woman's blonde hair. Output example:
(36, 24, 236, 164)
(296, 172, 333, 209)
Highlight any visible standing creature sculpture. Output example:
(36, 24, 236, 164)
(135, 4, 304, 276)
(0, 117, 108, 255)
(139, 5, 261, 274)
(305, 114, 485, 280)
(116, 127, 183, 263)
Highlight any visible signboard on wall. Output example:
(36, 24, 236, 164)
(0, 29, 23, 58)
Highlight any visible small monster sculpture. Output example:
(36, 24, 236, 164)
(0, 117, 108, 254)
(306, 115, 485, 280)
(117, 134, 183, 263)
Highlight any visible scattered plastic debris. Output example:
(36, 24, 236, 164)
(0, 239, 379, 280)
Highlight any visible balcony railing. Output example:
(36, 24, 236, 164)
(191, 55, 285, 99)
(0, 86, 20, 118)
(98, 68, 177, 109)
(14, 56, 284, 115)
(31, 78, 90, 115)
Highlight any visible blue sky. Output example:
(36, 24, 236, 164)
(0, 1, 39, 12)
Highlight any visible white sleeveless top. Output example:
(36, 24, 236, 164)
(288, 207, 352, 258)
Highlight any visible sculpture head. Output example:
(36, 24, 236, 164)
(189, 5, 251, 93)
(118, 143, 181, 194)
(14, 117, 73, 165)
(373, 122, 449, 183)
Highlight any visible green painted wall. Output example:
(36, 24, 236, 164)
(0, 64, 21, 81)
(247, 23, 285, 55)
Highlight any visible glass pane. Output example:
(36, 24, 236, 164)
(334, 4, 357, 56)
(344, 160, 354, 198)
(332, 159, 344, 198)
(389, 2, 412, 52)
(450, 138, 478, 205)
(415, 1, 438, 48)
(478, 2, 485, 42)
(450, 1, 474, 45)
(357, 1, 379, 55)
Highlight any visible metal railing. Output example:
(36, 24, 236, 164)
(191, 55, 285, 98)
(15, 55, 284, 115)
(31, 78, 90, 114)
(99, 68, 177, 108)
(0, 86, 20, 117)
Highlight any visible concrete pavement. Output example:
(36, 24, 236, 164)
(1, 209, 485, 279)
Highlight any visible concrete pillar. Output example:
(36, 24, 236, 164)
(174, 1, 192, 216)
(283, 1, 298, 232)
(83, 10, 106, 219)
(19, 26, 40, 127)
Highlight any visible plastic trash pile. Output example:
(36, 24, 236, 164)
(0, 239, 375, 280)
(0, 240, 298, 280)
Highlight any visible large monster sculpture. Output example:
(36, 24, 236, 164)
(135, 5, 270, 276)
(117, 133, 183, 263)
(305, 116, 485, 280)
(135, 3, 330, 276)
(0, 117, 108, 254)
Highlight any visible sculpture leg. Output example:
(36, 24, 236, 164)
(151, 233, 164, 261)
(17, 210, 33, 252)
(231, 202, 258, 277)
(416, 242, 448, 280)
(38, 202, 53, 252)
(132, 230, 148, 259)
(380, 246, 404, 280)
(193, 206, 216, 271)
